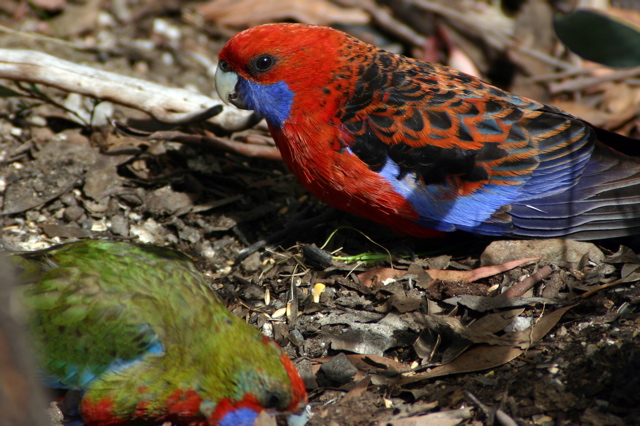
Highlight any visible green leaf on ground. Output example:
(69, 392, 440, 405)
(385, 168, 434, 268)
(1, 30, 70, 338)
(554, 9, 640, 68)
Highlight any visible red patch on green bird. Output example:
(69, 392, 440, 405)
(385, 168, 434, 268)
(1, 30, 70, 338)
(134, 399, 149, 418)
(260, 335, 307, 410)
(280, 352, 308, 410)
(165, 388, 203, 417)
(261, 335, 275, 346)
(80, 397, 125, 425)
(210, 394, 262, 424)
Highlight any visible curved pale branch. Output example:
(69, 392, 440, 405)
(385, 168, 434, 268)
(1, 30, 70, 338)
(0, 49, 257, 131)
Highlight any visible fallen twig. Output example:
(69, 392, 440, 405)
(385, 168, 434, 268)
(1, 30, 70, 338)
(549, 66, 640, 93)
(0, 49, 256, 131)
(502, 265, 553, 298)
(113, 121, 281, 160)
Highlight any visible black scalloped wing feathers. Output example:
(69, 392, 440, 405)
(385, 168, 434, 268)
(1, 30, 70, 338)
(336, 49, 640, 238)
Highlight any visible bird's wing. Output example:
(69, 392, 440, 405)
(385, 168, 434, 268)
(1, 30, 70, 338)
(337, 54, 596, 233)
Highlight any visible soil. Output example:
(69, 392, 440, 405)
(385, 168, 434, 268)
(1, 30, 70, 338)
(1, 1, 639, 425)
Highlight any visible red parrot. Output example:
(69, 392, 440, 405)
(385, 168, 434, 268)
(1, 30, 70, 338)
(215, 23, 640, 240)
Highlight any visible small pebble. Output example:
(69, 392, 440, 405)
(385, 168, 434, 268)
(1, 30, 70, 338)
(241, 251, 262, 273)
(289, 329, 305, 347)
(59, 192, 77, 206)
(109, 215, 129, 236)
(317, 353, 357, 387)
(294, 358, 318, 390)
(63, 205, 85, 222)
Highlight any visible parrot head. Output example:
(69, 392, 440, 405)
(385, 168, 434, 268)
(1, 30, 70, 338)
(215, 23, 356, 129)
(201, 337, 309, 426)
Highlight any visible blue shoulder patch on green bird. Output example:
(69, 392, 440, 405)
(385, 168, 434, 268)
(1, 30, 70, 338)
(44, 333, 164, 390)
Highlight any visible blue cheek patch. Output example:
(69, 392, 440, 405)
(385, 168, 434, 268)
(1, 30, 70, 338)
(239, 79, 293, 128)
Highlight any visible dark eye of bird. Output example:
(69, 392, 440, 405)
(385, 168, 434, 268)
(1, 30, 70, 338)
(264, 391, 283, 409)
(218, 60, 230, 72)
(254, 55, 275, 72)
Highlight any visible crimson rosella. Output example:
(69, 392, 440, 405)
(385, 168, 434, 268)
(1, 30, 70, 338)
(215, 23, 640, 240)
(11, 240, 307, 425)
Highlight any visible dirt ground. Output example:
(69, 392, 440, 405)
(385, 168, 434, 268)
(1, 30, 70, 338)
(1, 1, 640, 425)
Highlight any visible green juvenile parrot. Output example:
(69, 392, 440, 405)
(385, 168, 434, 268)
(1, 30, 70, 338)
(9, 239, 307, 425)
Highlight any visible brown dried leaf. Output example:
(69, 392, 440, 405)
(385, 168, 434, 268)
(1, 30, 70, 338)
(414, 309, 524, 365)
(602, 83, 640, 129)
(356, 267, 405, 287)
(196, 0, 369, 27)
(468, 308, 525, 333)
(357, 257, 538, 287)
(384, 408, 474, 426)
(427, 257, 539, 282)
(396, 304, 576, 385)
(340, 376, 371, 402)
(442, 295, 561, 312)
(421, 314, 528, 348)
(346, 353, 409, 374)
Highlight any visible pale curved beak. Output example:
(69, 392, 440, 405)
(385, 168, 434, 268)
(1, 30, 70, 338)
(214, 66, 247, 109)
(286, 404, 310, 426)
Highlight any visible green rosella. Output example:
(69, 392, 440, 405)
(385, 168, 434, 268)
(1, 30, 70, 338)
(9, 239, 307, 425)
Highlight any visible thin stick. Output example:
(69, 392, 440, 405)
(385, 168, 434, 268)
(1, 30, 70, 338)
(0, 49, 256, 131)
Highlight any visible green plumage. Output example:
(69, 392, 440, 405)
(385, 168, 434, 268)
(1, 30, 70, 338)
(9, 240, 306, 425)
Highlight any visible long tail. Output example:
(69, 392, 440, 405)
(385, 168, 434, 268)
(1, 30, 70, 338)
(509, 132, 640, 239)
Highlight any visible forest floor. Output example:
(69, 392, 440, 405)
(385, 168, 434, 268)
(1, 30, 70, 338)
(1, 0, 640, 425)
